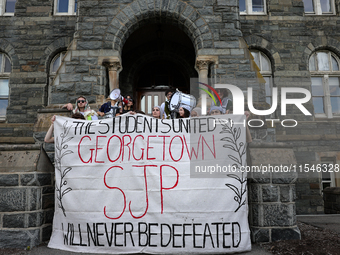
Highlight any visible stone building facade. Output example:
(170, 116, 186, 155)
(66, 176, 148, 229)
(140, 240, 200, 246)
(0, 0, 340, 248)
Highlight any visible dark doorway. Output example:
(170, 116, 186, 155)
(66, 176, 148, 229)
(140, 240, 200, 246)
(120, 23, 197, 114)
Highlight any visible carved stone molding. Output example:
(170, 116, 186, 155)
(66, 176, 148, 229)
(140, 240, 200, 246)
(196, 60, 212, 71)
(195, 55, 219, 71)
(103, 61, 122, 72)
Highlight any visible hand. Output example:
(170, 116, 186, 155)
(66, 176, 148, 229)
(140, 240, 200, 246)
(128, 111, 136, 115)
(51, 115, 56, 123)
(244, 111, 250, 120)
(97, 112, 104, 117)
(62, 103, 73, 111)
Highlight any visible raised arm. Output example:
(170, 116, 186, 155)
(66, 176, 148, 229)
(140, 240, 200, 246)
(44, 115, 56, 143)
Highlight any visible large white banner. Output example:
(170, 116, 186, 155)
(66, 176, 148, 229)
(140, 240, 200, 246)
(48, 114, 251, 254)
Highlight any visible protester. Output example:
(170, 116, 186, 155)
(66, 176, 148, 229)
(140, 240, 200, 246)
(44, 113, 85, 143)
(178, 105, 191, 118)
(209, 106, 223, 115)
(191, 107, 201, 117)
(97, 97, 121, 118)
(122, 97, 134, 114)
(152, 106, 163, 119)
(161, 89, 174, 119)
(62, 96, 98, 120)
(211, 88, 232, 114)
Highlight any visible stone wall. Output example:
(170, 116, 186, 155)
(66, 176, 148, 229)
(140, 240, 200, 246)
(239, 0, 340, 214)
(0, 145, 54, 248)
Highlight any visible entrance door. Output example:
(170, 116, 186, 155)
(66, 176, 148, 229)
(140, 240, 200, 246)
(137, 90, 166, 115)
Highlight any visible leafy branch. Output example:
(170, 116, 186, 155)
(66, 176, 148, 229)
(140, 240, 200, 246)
(55, 121, 74, 217)
(219, 119, 247, 212)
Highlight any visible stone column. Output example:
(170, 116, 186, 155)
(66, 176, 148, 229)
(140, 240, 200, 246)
(195, 56, 218, 114)
(102, 59, 122, 92)
(247, 142, 301, 243)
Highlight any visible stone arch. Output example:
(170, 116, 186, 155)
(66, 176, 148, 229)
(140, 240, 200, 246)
(303, 37, 340, 70)
(104, 0, 214, 54)
(243, 35, 281, 72)
(44, 37, 73, 72)
(0, 38, 19, 69)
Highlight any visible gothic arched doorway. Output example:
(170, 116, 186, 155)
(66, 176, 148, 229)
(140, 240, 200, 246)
(120, 23, 197, 115)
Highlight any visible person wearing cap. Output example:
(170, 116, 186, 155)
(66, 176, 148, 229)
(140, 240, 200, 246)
(209, 106, 223, 115)
(178, 105, 191, 118)
(191, 107, 201, 117)
(152, 106, 163, 119)
(62, 96, 98, 120)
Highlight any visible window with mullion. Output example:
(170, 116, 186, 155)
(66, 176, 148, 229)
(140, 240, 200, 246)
(251, 50, 274, 115)
(310, 51, 340, 118)
(303, 0, 335, 15)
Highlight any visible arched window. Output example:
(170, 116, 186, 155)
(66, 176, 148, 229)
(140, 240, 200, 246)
(0, 53, 11, 120)
(48, 51, 66, 104)
(250, 50, 273, 107)
(309, 51, 340, 118)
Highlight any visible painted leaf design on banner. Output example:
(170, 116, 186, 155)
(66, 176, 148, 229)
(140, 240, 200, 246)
(219, 118, 247, 212)
(55, 120, 74, 217)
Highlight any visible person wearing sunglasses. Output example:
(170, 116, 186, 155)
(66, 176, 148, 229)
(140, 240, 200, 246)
(62, 96, 98, 120)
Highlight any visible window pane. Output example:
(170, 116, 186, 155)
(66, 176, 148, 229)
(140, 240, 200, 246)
(154, 95, 158, 106)
(74, 0, 77, 12)
(321, 0, 332, 12)
(331, 97, 340, 115)
(313, 97, 324, 114)
(140, 96, 145, 113)
(57, 0, 69, 13)
(0, 54, 2, 72)
(309, 54, 316, 71)
(251, 52, 260, 69)
(264, 77, 272, 96)
(239, 0, 246, 12)
(0, 99, 8, 118)
(0, 79, 9, 97)
(317, 52, 330, 71)
(5, 0, 16, 13)
(147, 95, 152, 114)
(329, 77, 340, 96)
(303, 0, 314, 12)
(331, 56, 339, 71)
(4, 56, 11, 72)
(311, 77, 324, 96)
(252, 0, 264, 12)
(51, 55, 61, 73)
(261, 53, 270, 71)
